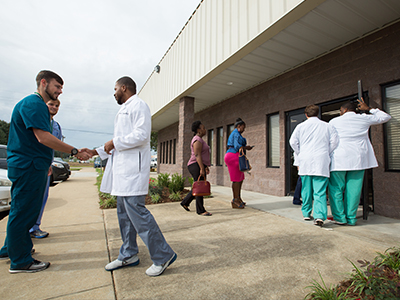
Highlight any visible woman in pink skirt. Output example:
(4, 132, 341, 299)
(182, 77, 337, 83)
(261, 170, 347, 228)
(224, 118, 253, 209)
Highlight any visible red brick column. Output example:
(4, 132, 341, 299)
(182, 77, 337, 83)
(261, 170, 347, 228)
(178, 96, 194, 183)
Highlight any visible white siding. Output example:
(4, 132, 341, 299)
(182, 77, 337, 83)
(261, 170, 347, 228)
(139, 0, 304, 116)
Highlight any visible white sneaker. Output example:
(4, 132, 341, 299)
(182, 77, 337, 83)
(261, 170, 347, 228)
(314, 219, 324, 227)
(145, 253, 177, 277)
(303, 216, 312, 221)
(105, 255, 139, 271)
(332, 220, 346, 225)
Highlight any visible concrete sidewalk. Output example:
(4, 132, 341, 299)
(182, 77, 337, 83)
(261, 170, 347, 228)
(106, 179, 400, 299)
(0, 168, 114, 299)
(1, 168, 399, 299)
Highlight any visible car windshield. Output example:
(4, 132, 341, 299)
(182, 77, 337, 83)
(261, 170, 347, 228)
(53, 157, 65, 163)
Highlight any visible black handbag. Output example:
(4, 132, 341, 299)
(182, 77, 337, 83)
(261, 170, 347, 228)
(239, 148, 251, 172)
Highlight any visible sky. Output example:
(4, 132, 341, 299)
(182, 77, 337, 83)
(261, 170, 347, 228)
(0, 0, 201, 149)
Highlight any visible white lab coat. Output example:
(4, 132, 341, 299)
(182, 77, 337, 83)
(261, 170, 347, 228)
(329, 109, 391, 171)
(289, 117, 338, 177)
(97, 94, 151, 196)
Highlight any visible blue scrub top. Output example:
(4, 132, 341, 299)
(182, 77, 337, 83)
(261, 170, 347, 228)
(7, 94, 52, 170)
(52, 120, 62, 140)
(226, 128, 247, 154)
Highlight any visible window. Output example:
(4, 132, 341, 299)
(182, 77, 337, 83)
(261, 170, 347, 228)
(383, 82, 400, 171)
(208, 129, 214, 166)
(216, 127, 224, 166)
(159, 143, 163, 164)
(267, 113, 280, 167)
(166, 141, 169, 164)
(169, 140, 172, 164)
(226, 124, 234, 150)
(162, 142, 165, 164)
(173, 139, 176, 164)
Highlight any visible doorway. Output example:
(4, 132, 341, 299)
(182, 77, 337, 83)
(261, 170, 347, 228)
(285, 93, 373, 218)
(285, 108, 307, 195)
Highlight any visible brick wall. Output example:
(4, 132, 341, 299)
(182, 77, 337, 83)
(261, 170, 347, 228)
(157, 21, 400, 218)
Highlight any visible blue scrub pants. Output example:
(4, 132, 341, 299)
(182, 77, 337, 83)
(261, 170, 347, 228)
(328, 170, 364, 225)
(30, 176, 50, 232)
(116, 195, 175, 265)
(0, 165, 48, 269)
(293, 176, 302, 203)
(301, 175, 328, 221)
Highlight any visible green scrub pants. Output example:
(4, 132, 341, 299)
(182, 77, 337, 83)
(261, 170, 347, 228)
(301, 175, 328, 221)
(0, 165, 48, 269)
(328, 170, 364, 226)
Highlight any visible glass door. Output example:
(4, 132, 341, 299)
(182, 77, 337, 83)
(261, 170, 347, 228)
(285, 108, 307, 195)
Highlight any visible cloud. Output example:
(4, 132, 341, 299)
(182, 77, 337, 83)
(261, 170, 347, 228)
(0, 0, 200, 149)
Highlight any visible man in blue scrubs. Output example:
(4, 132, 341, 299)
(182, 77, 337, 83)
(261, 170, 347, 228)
(0, 70, 91, 273)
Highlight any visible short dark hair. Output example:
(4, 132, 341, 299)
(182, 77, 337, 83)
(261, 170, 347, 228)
(234, 118, 245, 128)
(305, 105, 319, 117)
(36, 70, 63, 88)
(191, 120, 202, 134)
(116, 76, 137, 94)
(341, 102, 357, 112)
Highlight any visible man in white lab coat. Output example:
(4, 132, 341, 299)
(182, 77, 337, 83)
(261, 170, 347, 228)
(328, 99, 391, 226)
(89, 77, 176, 276)
(290, 105, 338, 226)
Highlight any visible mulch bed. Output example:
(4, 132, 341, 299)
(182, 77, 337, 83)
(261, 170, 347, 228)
(144, 187, 190, 205)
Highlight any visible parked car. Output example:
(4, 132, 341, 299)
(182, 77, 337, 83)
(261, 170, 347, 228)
(0, 144, 7, 169)
(51, 157, 71, 184)
(0, 168, 11, 213)
(93, 156, 108, 168)
(150, 157, 157, 169)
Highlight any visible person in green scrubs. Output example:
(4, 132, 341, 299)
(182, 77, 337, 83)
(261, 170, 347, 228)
(0, 70, 92, 273)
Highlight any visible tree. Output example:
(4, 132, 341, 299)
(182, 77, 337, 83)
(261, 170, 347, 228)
(151, 131, 158, 152)
(0, 120, 10, 145)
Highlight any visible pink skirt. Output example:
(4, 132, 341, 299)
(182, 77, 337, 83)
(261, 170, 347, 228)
(224, 152, 245, 182)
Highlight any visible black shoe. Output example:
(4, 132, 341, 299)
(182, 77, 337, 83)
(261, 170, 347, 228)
(9, 259, 50, 273)
(0, 248, 35, 260)
(180, 203, 190, 212)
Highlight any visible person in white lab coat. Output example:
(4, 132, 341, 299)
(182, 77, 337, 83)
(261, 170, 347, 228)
(290, 105, 338, 227)
(328, 99, 391, 226)
(88, 77, 176, 276)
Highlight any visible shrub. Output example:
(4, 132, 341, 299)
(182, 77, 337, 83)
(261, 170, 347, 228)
(169, 173, 185, 193)
(304, 271, 350, 300)
(99, 192, 117, 209)
(158, 173, 170, 188)
(169, 191, 182, 201)
(96, 170, 117, 209)
(149, 181, 163, 197)
(151, 193, 161, 204)
(304, 247, 400, 300)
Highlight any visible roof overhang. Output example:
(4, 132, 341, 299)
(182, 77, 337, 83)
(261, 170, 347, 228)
(151, 0, 400, 131)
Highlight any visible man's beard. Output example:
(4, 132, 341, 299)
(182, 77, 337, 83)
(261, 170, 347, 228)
(45, 85, 58, 101)
(116, 95, 124, 105)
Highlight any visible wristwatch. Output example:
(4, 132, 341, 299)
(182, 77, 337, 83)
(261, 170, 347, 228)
(71, 148, 78, 156)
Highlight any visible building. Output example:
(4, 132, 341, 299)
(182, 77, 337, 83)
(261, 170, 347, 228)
(139, 0, 400, 219)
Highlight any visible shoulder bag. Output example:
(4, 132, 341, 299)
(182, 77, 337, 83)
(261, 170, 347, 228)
(239, 148, 252, 172)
